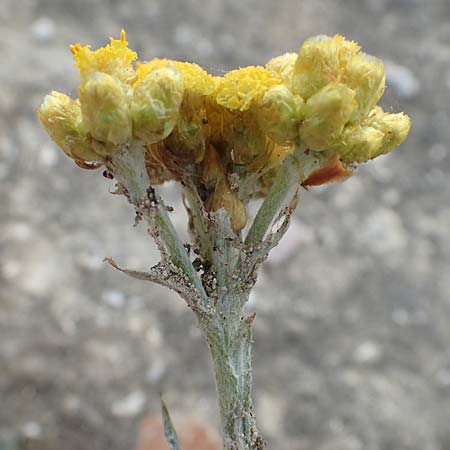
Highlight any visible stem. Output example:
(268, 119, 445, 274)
(204, 303, 263, 450)
(245, 144, 320, 247)
(108, 142, 208, 304)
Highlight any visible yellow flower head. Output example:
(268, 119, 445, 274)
(214, 66, 281, 111)
(135, 59, 216, 96)
(39, 31, 410, 196)
(71, 30, 137, 84)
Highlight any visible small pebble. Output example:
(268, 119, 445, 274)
(30, 16, 55, 44)
(353, 341, 382, 364)
(385, 61, 420, 99)
(111, 391, 146, 417)
(21, 422, 42, 439)
(102, 290, 126, 308)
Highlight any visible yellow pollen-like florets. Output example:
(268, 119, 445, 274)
(71, 30, 137, 84)
(214, 66, 282, 111)
(39, 30, 411, 199)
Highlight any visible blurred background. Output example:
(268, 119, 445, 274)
(1, 0, 450, 449)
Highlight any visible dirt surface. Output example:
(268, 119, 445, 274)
(1, 1, 450, 449)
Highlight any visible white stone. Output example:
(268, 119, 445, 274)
(353, 341, 382, 364)
(102, 289, 126, 308)
(357, 207, 407, 256)
(111, 391, 146, 417)
(21, 422, 42, 439)
(31, 16, 55, 43)
(385, 61, 420, 99)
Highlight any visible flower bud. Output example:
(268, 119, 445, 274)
(366, 107, 411, 156)
(292, 34, 360, 99)
(202, 145, 226, 190)
(334, 125, 384, 163)
(256, 85, 304, 145)
(299, 83, 356, 151)
(205, 180, 247, 232)
(265, 52, 298, 84)
(78, 72, 131, 151)
(345, 53, 385, 121)
(131, 67, 184, 144)
(38, 91, 98, 162)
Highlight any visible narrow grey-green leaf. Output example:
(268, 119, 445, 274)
(161, 399, 181, 450)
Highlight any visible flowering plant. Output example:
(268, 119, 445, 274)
(39, 30, 410, 450)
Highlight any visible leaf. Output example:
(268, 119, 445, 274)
(161, 399, 181, 450)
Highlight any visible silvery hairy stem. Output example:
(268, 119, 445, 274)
(105, 142, 316, 450)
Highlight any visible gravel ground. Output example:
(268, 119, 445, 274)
(1, 0, 450, 449)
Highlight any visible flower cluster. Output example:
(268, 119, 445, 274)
(38, 31, 410, 231)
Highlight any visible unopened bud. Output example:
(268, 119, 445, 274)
(334, 125, 384, 163)
(202, 145, 226, 189)
(266, 52, 298, 84)
(205, 180, 247, 232)
(38, 91, 98, 162)
(257, 85, 304, 145)
(345, 53, 385, 121)
(299, 83, 356, 151)
(78, 72, 131, 150)
(366, 107, 411, 156)
(131, 67, 184, 144)
(292, 34, 360, 99)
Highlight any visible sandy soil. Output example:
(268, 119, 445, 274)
(1, 0, 450, 449)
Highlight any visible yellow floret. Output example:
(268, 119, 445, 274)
(135, 59, 217, 96)
(71, 29, 137, 84)
(215, 66, 282, 111)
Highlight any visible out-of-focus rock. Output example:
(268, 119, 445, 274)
(135, 415, 221, 450)
(385, 61, 420, 99)
(30, 16, 55, 44)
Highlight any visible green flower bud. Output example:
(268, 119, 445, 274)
(345, 53, 385, 121)
(38, 91, 98, 162)
(366, 107, 411, 156)
(131, 67, 184, 144)
(334, 125, 384, 163)
(299, 83, 356, 151)
(78, 72, 132, 150)
(257, 85, 304, 145)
